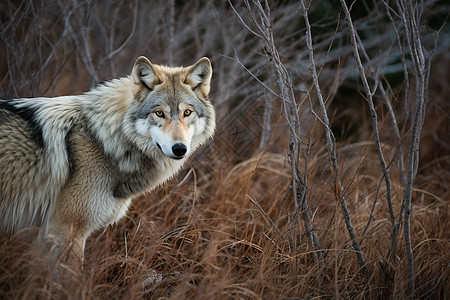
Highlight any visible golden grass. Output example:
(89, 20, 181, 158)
(1, 130, 447, 298)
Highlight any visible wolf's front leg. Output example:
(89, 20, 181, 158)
(44, 223, 87, 282)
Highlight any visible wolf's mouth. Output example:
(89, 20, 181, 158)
(156, 143, 184, 160)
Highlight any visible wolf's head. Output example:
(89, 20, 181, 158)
(128, 56, 215, 160)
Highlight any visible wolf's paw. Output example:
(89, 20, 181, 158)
(142, 269, 163, 289)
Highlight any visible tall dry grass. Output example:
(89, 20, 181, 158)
(0, 1, 449, 299)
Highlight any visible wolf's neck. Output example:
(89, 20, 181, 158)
(80, 77, 140, 173)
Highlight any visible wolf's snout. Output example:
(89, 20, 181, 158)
(172, 143, 187, 157)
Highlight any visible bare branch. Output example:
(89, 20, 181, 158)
(300, 0, 366, 271)
(339, 0, 396, 262)
(230, 0, 324, 262)
(394, 0, 437, 296)
(167, 0, 175, 65)
(220, 53, 282, 99)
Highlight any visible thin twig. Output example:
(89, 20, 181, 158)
(220, 53, 282, 99)
(395, 0, 434, 296)
(339, 0, 396, 270)
(230, 0, 324, 262)
(359, 175, 384, 245)
(168, 0, 175, 65)
(300, 0, 366, 271)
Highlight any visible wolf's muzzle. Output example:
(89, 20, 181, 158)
(172, 143, 187, 158)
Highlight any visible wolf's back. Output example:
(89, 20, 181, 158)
(0, 99, 73, 233)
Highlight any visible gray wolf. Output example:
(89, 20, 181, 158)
(0, 56, 215, 264)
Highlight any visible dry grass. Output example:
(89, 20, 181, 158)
(0, 1, 449, 299)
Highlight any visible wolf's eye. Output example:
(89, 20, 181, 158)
(155, 111, 165, 118)
(183, 109, 192, 117)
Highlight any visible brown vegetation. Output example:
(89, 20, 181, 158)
(0, 1, 449, 298)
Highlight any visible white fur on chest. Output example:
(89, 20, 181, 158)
(99, 152, 185, 229)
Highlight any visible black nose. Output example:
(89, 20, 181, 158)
(172, 143, 187, 157)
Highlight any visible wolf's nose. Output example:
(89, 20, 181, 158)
(172, 143, 187, 157)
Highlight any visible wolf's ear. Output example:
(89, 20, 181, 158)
(132, 56, 160, 90)
(185, 57, 212, 96)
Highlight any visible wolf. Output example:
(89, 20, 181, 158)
(0, 56, 215, 265)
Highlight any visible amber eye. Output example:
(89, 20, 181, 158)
(183, 109, 192, 117)
(155, 111, 165, 118)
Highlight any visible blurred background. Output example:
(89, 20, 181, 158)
(0, 1, 449, 298)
